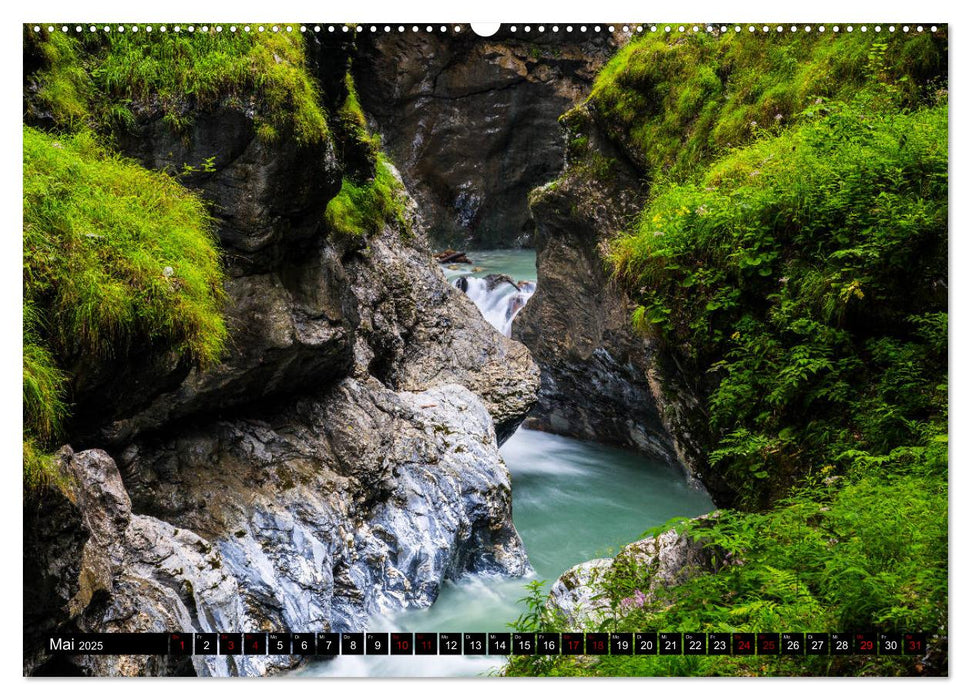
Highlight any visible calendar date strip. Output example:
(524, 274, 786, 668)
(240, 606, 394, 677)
(47, 631, 927, 657)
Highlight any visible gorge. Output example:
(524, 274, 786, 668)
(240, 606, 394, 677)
(23, 23, 948, 678)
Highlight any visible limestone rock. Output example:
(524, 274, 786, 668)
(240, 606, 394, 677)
(546, 526, 721, 629)
(511, 105, 732, 502)
(344, 231, 540, 443)
(354, 30, 615, 247)
(512, 106, 678, 464)
(25, 381, 529, 676)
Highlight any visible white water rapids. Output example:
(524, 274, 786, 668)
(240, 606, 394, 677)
(455, 276, 535, 336)
(440, 250, 537, 336)
(295, 250, 713, 678)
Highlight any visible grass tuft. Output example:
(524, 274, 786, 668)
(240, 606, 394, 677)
(28, 26, 329, 144)
(23, 126, 227, 488)
(587, 31, 945, 181)
(324, 155, 409, 240)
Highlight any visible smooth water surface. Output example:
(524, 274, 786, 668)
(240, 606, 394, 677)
(440, 249, 537, 285)
(302, 427, 714, 677)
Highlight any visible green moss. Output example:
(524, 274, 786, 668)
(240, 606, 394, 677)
(27, 26, 328, 144)
(337, 72, 370, 141)
(25, 28, 92, 127)
(23, 126, 227, 486)
(587, 31, 946, 181)
(324, 155, 409, 240)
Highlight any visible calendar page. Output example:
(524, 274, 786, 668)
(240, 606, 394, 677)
(22, 18, 948, 680)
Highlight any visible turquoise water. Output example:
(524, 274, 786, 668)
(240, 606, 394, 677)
(440, 249, 537, 285)
(299, 246, 714, 676)
(302, 427, 714, 677)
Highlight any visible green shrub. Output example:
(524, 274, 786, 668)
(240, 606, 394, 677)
(507, 453, 947, 676)
(611, 95, 947, 506)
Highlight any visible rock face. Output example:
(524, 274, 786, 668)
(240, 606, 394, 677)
(67, 105, 349, 445)
(25, 41, 540, 677)
(354, 29, 615, 248)
(546, 526, 721, 629)
(511, 107, 675, 463)
(26, 382, 529, 676)
(512, 105, 732, 503)
(342, 233, 539, 443)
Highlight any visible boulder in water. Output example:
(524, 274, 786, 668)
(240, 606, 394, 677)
(435, 249, 472, 264)
(546, 523, 723, 629)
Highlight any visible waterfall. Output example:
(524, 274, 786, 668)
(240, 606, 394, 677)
(454, 274, 535, 337)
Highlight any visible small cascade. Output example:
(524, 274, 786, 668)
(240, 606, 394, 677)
(454, 274, 535, 337)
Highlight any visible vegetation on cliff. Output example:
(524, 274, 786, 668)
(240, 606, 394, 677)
(510, 30, 948, 677)
(26, 26, 329, 143)
(23, 28, 411, 490)
(584, 30, 943, 180)
(324, 72, 410, 240)
(325, 155, 409, 240)
(23, 126, 227, 487)
(614, 97, 947, 508)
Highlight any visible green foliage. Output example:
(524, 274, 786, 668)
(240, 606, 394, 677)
(508, 31, 948, 679)
(23, 301, 67, 490)
(588, 31, 945, 181)
(335, 71, 380, 160)
(25, 28, 92, 127)
(23, 126, 227, 486)
(24, 126, 227, 363)
(23, 303, 66, 444)
(612, 95, 947, 506)
(324, 155, 409, 240)
(27, 26, 328, 144)
(506, 455, 946, 677)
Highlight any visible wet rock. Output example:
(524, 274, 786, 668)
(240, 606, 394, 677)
(26, 380, 529, 677)
(345, 231, 539, 443)
(24, 448, 266, 677)
(354, 30, 615, 248)
(547, 525, 721, 629)
(121, 380, 529, 652)
(482, 273, 519, 293)
(101, 247, 354, 446)
(512, 105, 731, 501)
(512, 107, 678, 464)
(545, 558, 614, 629)
(117, 105, 341, 276)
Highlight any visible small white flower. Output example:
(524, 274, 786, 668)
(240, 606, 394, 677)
(163, 266, 175, 278)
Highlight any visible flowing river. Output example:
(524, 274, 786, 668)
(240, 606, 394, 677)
(300, 249, 714, 677)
